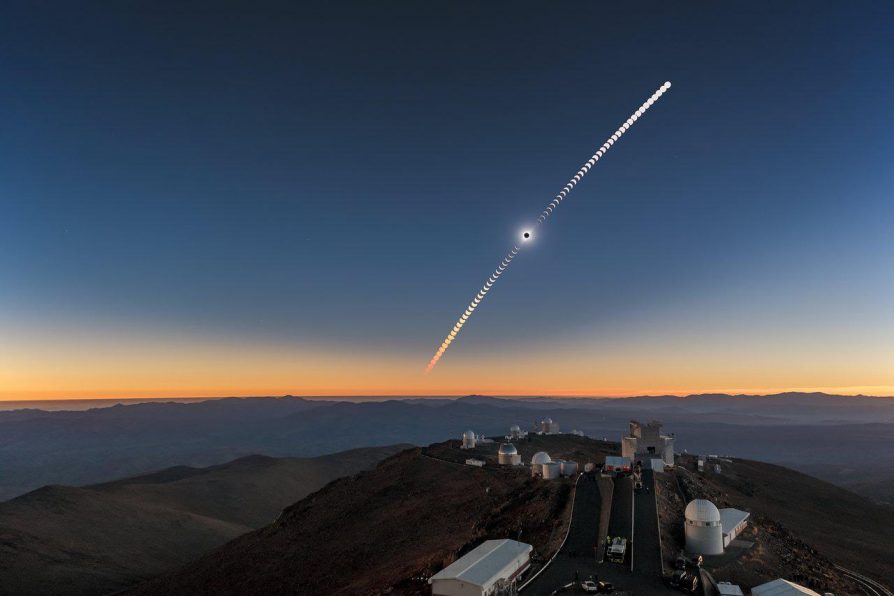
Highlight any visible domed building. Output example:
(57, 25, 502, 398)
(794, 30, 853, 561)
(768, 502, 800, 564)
(539, 418, 560, 434)
(509, 424, 524, 440)
(461, 430, 476, 450)
(497, 443, 521, 465)
(684, 499, 723, 555)
(530, 451, 552, 477)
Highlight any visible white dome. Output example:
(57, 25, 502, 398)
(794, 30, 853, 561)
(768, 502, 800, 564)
(685, 499, 721, 523)
(531, 451, 552, 465)
(462, 430, 475, 439)
(498, 443, 518, 456)
(510, 424, 521, 432)
(543, 418, 553, 424)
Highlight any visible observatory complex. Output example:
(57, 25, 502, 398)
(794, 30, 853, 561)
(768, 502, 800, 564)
(621, 420, 675, 467)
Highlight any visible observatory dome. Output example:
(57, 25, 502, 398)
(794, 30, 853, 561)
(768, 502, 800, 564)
(543, 418, 553, 424)
(498, 443, 518, 456)
(510, 424, 521, 432)
(531, 452, 552, 465)
(685, 499, 721, 523)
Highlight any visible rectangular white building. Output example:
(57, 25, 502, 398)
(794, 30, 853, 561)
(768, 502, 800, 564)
(429, 539, 532, 596)
(751, 579, 821, 596)
(719, 508, 749, 547)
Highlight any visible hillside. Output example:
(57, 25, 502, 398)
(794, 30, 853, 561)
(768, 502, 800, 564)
(131, 435, 894, 595)
(654, 454, 894, 589)
(0, 445, 407, 596)
(130, 435, 619, 595)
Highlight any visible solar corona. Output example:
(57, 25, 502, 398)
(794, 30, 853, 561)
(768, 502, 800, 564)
(424, 81, 672, 374)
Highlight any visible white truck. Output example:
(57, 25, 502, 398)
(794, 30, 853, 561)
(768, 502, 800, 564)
(607, 537, 627, 564)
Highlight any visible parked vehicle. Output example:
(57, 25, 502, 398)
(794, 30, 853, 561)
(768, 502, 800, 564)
(607, 537, 627, 564)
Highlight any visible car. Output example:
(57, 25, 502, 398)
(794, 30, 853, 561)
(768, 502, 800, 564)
(597, 580, 614, 593)
(581, 580, 599, 593)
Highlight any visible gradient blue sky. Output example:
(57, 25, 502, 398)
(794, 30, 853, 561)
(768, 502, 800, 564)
(2, 2, 893, 398)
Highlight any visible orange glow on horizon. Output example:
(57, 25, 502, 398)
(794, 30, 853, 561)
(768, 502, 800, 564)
(3, 316, 893, 402)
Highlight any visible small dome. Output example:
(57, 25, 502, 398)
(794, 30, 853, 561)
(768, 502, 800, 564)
(685, 499, 721, 523)
(543, 418, 553, 424)
(531, 451, 552, 465)
(498, 443, 518, 455)
(510, 424, 521, 432)
(462, 430, 475, 439)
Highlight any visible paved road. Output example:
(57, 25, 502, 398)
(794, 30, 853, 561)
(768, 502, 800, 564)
(522, 471, 674, 595)
(632, 470, 663, 581)
(607, 475, 633, 561)
(522, 474, 602, 595)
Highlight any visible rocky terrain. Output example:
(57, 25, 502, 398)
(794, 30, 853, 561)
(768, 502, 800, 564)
(654, 454, 894, 593)
(130, 436, 619, 595)
(0, 445, 407, 595)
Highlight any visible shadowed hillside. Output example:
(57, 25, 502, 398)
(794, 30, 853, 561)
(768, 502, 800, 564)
(132, 437, 894, 595)
(0, 445, 407, 596)
(129, 436, 621, 596)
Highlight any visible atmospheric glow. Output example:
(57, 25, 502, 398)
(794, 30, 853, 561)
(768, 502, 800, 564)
(424, 82, 672, 373)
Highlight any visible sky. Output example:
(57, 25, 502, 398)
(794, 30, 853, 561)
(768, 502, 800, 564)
(2, 1, 893, 400)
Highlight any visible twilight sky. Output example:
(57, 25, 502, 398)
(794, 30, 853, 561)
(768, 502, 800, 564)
(2, 2, 893, 399)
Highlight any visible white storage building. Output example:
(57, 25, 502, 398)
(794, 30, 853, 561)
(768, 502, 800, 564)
(750, 579, 821, 596)
(684, 499, 724, 555)
(542, 461, 561, 479)
(560, 460, 578, 476)
(429, 539, 532, 596)
(719, 508, 749, 547)
(716, 582, 744, 596)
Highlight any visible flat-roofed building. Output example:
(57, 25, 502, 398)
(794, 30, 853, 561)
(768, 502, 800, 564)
(750, 579, 821, 596)
(429, 539, 532, 596)
(716, 582, 744, 596)
(719, 508, 749, 547)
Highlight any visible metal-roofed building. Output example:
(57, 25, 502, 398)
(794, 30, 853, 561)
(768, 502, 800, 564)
(716, 582, 744, 596)
(429, 539, 532, 596)
(750, 579, 821, 596)
(719, 508, 749, 547)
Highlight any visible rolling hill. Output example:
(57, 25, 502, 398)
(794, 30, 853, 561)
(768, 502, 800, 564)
(130, 436, 894, 595)
(0, 444, 407, 595)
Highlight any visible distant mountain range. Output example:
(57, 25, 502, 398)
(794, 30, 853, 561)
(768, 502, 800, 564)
(0, 444, 408, 595)
(2, 392, 894, 501)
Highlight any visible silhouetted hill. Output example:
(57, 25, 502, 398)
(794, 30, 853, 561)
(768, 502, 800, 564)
(0, 445, 407, 595)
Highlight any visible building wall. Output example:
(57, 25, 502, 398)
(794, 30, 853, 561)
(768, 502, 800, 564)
(685, 521, 724, 555)
(662, 436, 675, 466)
(621, 436, 637, 459)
